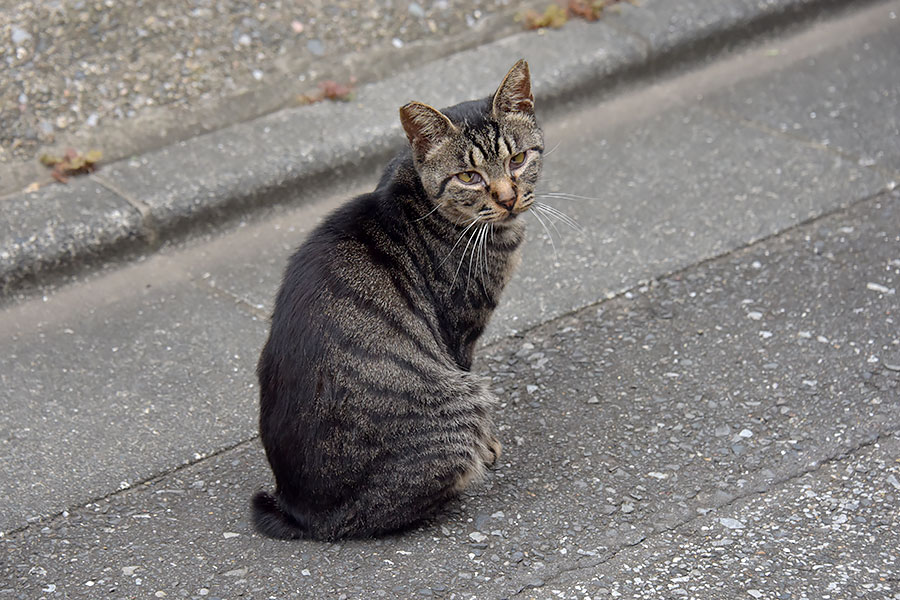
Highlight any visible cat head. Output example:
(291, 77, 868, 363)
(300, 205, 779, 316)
(399, 59, 544, 226)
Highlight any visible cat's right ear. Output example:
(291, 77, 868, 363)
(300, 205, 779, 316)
(399, 102, 457, 161)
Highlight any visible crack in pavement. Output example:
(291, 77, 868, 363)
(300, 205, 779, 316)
(508, 427, 900, 598)
(191, 274, 270, 322)
(0, 435, 261, 539)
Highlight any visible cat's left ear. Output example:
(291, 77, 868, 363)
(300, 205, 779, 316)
(492, 59, 534, 118)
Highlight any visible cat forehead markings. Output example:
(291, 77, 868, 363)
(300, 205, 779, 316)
(465, 129, 512, 168)
(469, 144, 486, 167)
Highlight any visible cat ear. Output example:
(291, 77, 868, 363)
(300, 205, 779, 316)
(399, 101, 457, 161)
(492, 59, 534, 117)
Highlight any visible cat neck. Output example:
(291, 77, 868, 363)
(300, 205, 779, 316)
(374, 155, 524, 369)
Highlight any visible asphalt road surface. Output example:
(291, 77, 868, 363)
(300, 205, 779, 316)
(1, 3, 898, 599)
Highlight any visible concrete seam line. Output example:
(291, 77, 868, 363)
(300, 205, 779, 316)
(0, 434, 263, 539)
(190, 275, 270, 321)
(507, 427, 900, 598)
(0, 181, 149, 300)
(93, 174, 159, 246)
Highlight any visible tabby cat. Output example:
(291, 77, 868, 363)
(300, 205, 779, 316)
(253, 59, 544, 540)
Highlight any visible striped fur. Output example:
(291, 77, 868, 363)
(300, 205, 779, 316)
(253, 60, 543, 540)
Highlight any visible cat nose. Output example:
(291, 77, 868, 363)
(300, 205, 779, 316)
(492, 181, 516, 211)
(497, 196, 516, 210)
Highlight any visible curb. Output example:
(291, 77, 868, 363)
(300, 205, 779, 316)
(0, 0, 870, 299)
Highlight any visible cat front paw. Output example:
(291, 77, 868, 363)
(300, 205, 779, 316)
(482, 435, 502, 467)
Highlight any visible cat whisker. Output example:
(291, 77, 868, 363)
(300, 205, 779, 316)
(482, 224, 492, 285)
(464, 225, 487, 293)
(476, 225, 489, 294)
(479, 224, 489, 282)
(536, 191, 600, 202)
(470, 226, 482, 291)
(529, 208, 558, 259)
(542, 140, 562, 157)
(482, 224, 492, 288)
(534, 202, 582, 232)
(474, 224, 483, 277)
(440, 218, 480, 268)
(485, 225, 494, 292)
(533, 204, 564, 241)
(538, 207, 581, 233)
(534, 207, 578, 240)
(453, 222, 482, 288)
(414, 201, 444, 222)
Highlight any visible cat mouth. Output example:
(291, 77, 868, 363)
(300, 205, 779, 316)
(484, 200, 528, 224)
(491, 210, 520, 225)
(492, 202, 526, 222)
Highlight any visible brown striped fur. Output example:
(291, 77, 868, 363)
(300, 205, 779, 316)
(253, 60, 543, 540)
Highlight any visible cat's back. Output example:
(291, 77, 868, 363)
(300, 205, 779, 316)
(273, 191, 384, 311)
(264, 177, 430, 367)
(275, 154, 424, 316)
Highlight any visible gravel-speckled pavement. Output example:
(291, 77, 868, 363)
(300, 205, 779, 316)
(3, 194, 898, 598)
(1, 2, 899, 599)
(1, 0, 537, 193)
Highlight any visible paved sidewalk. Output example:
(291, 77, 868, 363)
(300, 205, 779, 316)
(1, 1, 899, 598)
(0, 0, 873, 300)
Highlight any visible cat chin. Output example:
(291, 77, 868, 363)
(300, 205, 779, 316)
(491, 213, 527, 232)
(483, 214, 516, 227)
(501, 209, 527, 222)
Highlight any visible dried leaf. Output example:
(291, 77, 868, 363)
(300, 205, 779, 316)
(319, 80, 354, 101)
(569, 0, 605, 21)
(520, 0, 624, 29)
(84, 149, 103, 163)
(521, 4, 569, 30)
(39, 153, 62, 166)
(296, 79, 355, 105)
(40, 147, 102, 184)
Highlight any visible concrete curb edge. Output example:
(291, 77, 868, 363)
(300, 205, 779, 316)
(0, 0, 869, 299)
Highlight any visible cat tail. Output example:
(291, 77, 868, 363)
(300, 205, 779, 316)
(252, 491, 309, 540)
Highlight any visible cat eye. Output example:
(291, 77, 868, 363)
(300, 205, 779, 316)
(509, 152, 527, 167)
(457, 171, 482, 184)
